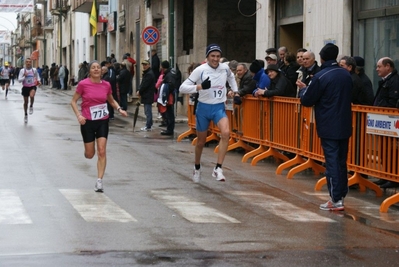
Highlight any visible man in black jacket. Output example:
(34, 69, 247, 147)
(373, 57, 399, 188)
(138, 60, 156, 131)
(339, 56, 373, 105)
(234, 63, 256, 96)
(301, 51, 321, 86)
(116, 62, 132, 111)
(159, 60, 175, 136)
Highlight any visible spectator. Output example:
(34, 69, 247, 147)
(299, 51, 321, 92)
(277, 46, 288, 69)
(265, 54, 278, 66)
(353, 56, 374, 105)
(265, 47, 277, 56)
(42, 65, 49, 85)
(104, 60, 117, 119)
(282, 52, 300, 89)
(137, 60, 156, 131)
(235, 63, 257, 96)
(159, 60, 175, 136)
(373, 57, 399, 188)
(339, 56, 373, 105)
(58, 65, 65, 90)
(295, 48, 308, 97)
(151, 49, 160, 80)
(50, 63, 56, 87)
(116, 62, 132, 111)
(64, 65, 69, 89)
(299, 43, 352, 211)
(78, 61, 88, 82)
(249, 60, 271, 95)
(255, 64, 295, 98)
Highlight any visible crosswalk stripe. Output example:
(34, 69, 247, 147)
(229, 191, 335, 222)
(304, 191, 399, 223)
(0, 190, 32, 224)
(60, 189, 137, 223)
(151, 189, 240, 223)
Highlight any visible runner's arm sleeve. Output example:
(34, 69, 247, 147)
(18, 69, 25, 83)
(179, 69, 201, 94)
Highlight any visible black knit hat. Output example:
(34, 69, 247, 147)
(206, 44, 222, 57)
(249, 60, 262, 74)
(353, 56, 365, 67)
(319, 43, 339, 61)
(266, 64, 280, 73)
(161, 60, 170, 69)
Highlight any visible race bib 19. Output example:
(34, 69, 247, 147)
(90, 103, 109, 120)
(211, 88, 224, 99)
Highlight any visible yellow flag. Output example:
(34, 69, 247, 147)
(89, 0, 97, 36)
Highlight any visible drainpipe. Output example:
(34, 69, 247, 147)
(59, 0, 62, 64)
(168, 0, 174, 67)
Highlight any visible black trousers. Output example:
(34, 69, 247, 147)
(165, 104, 175, 133)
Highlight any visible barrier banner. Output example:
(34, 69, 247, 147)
(366, 113, 399, 137)
(0, 0, 34, 13)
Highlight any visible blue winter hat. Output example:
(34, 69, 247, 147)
(206, 44, 222, 57)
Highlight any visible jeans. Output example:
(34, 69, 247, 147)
(144, 103, 153, 128)
(320, 138, 349, 202)
(59, 77, 65, 89)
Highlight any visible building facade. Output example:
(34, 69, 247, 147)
(10, 0, 399, 102)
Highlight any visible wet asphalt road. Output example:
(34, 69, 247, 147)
(0, 84, 398, 266)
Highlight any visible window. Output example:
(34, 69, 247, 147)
(361, 0, 399, 10)
(281, 0, 303, 18)
(360, 14, 399, 89)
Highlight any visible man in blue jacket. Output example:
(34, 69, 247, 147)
(298, 43, 353, 211)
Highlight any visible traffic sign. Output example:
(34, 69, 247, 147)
(141, 26, 160, 45)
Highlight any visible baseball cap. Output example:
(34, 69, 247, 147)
(265, 54, 278, 61)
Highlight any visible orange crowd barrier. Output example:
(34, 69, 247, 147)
(177, 96, 399, 212)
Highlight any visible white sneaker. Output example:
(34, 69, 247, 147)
(29, 106, 33, 115)
(192, 168, 201, 183)
(94, 179, 103, 193)
(212, 167, 226, 182)
(24, 115, 28, 123)
(140, 127, 152, 131)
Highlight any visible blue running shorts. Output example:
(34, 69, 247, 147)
(195, 102, 227, 132)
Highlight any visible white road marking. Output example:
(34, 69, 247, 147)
(151, 189, 240, 223)
(0, 190, 32, 224)
(304, 191, 399, 223)
(60, 189, 137, 223)
(230, 191, 335, 222)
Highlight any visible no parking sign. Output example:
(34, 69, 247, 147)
(141, 26, 160, 45)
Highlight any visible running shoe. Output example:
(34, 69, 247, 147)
(140, 127, 152, 131)
(319, 199, 344, 211)
(212, 167, 226, 182)
(24, 115, 28, 123)
(29, 106, 33, 115)
(95, 179, 103, 193)
(192, 168, 201, 183)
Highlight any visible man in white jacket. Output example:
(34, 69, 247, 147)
(179, 44, 238, 183)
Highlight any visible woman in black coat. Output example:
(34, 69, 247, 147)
(254, 64, 296, 98)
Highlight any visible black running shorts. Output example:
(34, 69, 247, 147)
(21, 86, 37, 97)
(80, 119, 109, 143)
